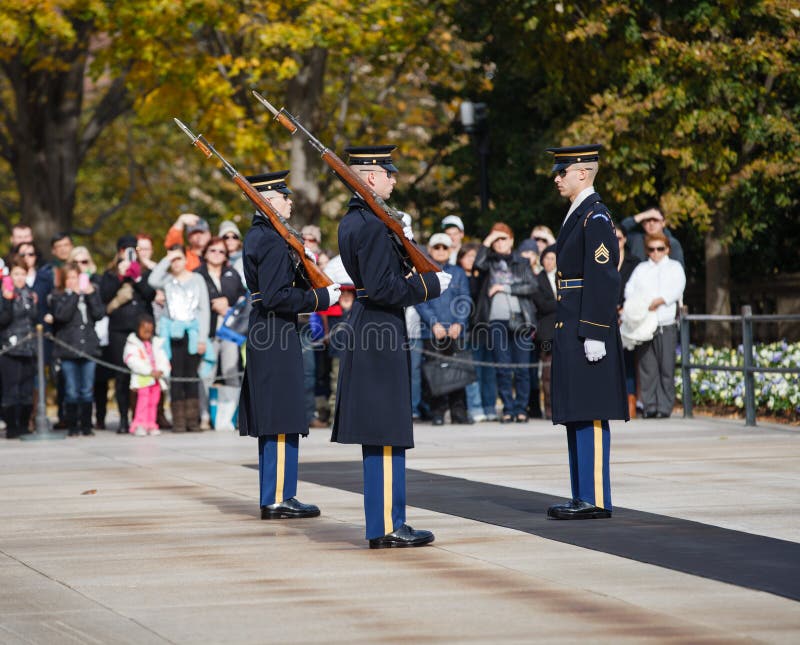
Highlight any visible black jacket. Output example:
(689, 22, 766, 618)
(473, 246, 538, 327)
(49, 290, 105, 360)
(0, 288, 38, 357)
(532, 271, 557, 345)
(99, 267, 155, 333)
(195, 263, 247, 337)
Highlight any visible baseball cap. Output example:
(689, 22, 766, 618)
(441, 215, 464, 232)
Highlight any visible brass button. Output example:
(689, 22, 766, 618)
(557, 295, 562, 301)
(557, 271, 562, 278)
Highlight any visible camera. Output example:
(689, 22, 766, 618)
(125, 247, 136, 263)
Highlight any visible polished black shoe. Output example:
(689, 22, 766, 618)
(642, 410, 657, 419)
(451, 416, 474, 425)
(547, 499, 611, 520)
(260, 497, 320, 520)
(656, 412, 670, 418)
(369, 524, 435, 549)
(432, 416, 444, 426)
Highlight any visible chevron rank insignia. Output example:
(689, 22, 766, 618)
(594, 242, 610, 264)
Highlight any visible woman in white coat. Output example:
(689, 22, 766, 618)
(623, 231, 686, 418)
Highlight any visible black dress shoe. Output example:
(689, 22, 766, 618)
(642, 411, 657, 419)
(261, 497, 321, 519)
(547, 499, 611, 520)
(451, 416, 474, 425)
(369, 524, 435, 549)
(432, 416, 444, 426)
(656, 412, 670, 418)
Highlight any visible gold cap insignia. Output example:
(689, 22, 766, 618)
(594, 242, 610, 264)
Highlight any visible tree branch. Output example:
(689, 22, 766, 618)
(78, 74, 133, 163)
(72, 150, 137, 236)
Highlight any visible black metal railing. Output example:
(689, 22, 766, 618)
(680, 306, 800, 426)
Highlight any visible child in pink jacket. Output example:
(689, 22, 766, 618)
(124, 314, 170, 436)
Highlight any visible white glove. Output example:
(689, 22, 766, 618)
(584, 339, 607, 362)
(435, 271, 452, 293)
(326, 283, 341, 306)
(403, 226, 414, 241)
(304, 247, 317, 264)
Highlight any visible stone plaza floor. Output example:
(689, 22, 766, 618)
(1, 416, 799, 644)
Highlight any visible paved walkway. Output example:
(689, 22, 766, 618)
(1, 417, 799, 644)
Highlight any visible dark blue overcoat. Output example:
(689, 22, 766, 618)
(551, 192, 629, 425)
(238, 214, 330, 438)
(332, 197, 441, 448)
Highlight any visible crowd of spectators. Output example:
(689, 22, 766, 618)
(0, 205, 686, 438)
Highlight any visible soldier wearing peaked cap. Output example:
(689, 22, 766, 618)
(544, 144, 629, 520)
(333, 144, 452, 548)
(238, 170, 341, 520)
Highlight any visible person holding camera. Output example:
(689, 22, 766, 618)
(0, 257, 38, 439)
(49, 262, 105, 436)
(99, 235, 156, 433)
(148, 245, 210, 433)
(474, 223, 538, 423)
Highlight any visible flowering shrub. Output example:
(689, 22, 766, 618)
(675, 340, 800, 423)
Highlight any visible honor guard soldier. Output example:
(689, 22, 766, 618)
(544, 144, 628, 520)
(238, 170, 341, 520)
(333, 145, 452, 548)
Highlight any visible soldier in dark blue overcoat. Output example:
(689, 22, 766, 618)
(332, 145, 451, 548)
(544, 145, 629, 520)
(238, 170, 340, 520)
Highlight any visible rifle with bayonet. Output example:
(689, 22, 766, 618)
(251, 91, 440, 275)
(173, 118, 332, 289)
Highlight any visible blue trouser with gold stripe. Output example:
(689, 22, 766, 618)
(566, 420, 612, 510)
(362, 445, 406, 540)
(258, 434, 299, 507)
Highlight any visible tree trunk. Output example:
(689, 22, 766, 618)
(704, 213, 732, 345)
(3, 32, 91, 256)
(284, 47, 328, 231)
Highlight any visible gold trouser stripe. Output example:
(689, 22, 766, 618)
(276, 434, 286, 504)
(383, 446, 393, 535)
(593, 421, 604, 509)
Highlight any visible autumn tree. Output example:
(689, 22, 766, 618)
(450, 0, 800, 340)
(0, 1, 480, 257)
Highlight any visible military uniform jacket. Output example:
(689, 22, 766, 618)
(332, 197, 441, 448)
(551, 192, 629, 425)
(238, 214, 330, 438)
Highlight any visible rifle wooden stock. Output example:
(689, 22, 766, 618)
(319, 152, 441, 274)
(230, 175, 332, 289)
(253, 93, 440, 275)
(178, 120, 331, 289)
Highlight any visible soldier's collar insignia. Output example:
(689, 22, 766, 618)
(594, 242, 610, 264)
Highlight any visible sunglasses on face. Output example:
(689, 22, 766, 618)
(358, 168, 396, 179)
(534, 236, 548, 243)
(222, 234, 240, 241)
(431, 244, 449, 251)
(76, 259, 90, 265)
(647, 246, 667, 252)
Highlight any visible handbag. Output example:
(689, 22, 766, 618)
(422, 348, 477, 397)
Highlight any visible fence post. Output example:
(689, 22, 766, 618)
(680, 305, 693, 418)
(741, 305, 757, 427)
(21, 324, 64, 441)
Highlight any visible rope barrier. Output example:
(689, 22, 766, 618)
(417, 346, 549, 369)
(0, 332, 36, 357)
(4, 331, 546, 380)
(44, 333, 244, 384)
